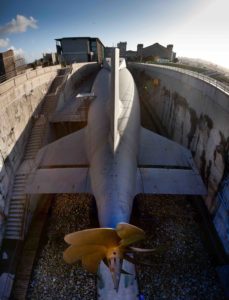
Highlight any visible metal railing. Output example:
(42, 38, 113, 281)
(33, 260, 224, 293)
(0, 65, 62, 96)
(0, 69, 18, 83)
(21, 194, 30, 239)
(135, 62, 229, 95)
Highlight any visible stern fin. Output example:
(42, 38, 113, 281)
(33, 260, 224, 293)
(111, 48, 120, 151)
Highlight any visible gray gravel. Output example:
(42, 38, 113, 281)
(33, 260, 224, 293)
(134, 195, 226, 300)
(27, 193, 225, 300)
(27, 194, 97, 300)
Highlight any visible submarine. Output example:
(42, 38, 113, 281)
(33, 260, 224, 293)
(26, 48, 206, 298)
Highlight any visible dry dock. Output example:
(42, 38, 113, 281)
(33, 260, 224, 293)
(10, 194, 225, 299)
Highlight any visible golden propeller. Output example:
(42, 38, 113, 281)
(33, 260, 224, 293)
(63, 222, 164, 291)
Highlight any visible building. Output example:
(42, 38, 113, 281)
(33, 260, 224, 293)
(137, 44, 143, 60)
(126, 50, 137, 61)
(0, 50, 16, 81)
(55, 37, 105, 64)
(105, 47, 114, 58)
(43, 52, 58, 66)
(137, 43, 176, 62)
(105, 42, 127, 58)
(117, 42, 127, 58)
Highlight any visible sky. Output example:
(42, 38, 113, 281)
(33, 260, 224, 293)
(0, 0, 228, 68)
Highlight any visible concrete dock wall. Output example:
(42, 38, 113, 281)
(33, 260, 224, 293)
(129, 63, 229, 253)
(0, 62, 99, 245)
(0, 66, 60, 238)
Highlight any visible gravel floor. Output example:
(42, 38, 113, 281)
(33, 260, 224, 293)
(134, 195, 225, 300)
(27, 194, 225, 300)
(27, 194, 97, 300)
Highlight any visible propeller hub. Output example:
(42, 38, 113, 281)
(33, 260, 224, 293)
(107, 247, 123, 291)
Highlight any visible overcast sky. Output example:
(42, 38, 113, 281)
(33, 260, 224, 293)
(0, 0, 228, 68)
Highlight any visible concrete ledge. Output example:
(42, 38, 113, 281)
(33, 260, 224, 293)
(0, 65, 61, 96)
(0, 63, 97, 96)
(0, 80, 14, 94)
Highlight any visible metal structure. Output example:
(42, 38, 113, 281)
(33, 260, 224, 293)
(26, 49, 206, 299)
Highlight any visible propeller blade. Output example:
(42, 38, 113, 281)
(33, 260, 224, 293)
(63, 245, 107, 264)
(124, 254, 156, 267)
(127, 246, 159, 253)
(64, 228, 120, 247)
(82, 251, 106, 273)
(130, 244, 170, 254)
(116, 223, 145, 246)
(121, 269, 133, 275)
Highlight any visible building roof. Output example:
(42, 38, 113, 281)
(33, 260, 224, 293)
(55, 37, 105, 47)
(126, 50, 137, 53)
(142, 43, 171, 59)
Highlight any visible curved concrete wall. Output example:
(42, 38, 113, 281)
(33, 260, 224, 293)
(56, 62, 100, 112)
(129, 63, 229, 253)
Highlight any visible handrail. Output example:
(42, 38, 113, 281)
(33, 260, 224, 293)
(0, 65, 61, 95)
(0, 70, 18, 83)
(133, 62, 229, 95)
(21, 194, 30, 239)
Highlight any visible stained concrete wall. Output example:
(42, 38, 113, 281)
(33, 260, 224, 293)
(0, 65, 60, 240)
(129, 63, 229, 253)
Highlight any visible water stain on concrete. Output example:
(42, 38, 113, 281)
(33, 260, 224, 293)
(206, 160, 212, 188)
(200, 150, 207, 183)
(199, 114, 214, 132)
(187, 108, 198, 149)
(129, 66, 228, 209)
(214, 132, 229, 177)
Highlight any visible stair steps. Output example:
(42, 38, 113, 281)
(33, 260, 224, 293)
(5, 174, 27, 240)
(5, 69, 70, 241)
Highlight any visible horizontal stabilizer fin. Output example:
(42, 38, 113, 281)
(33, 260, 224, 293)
(137, 127, 206, 195)
(136, 167, 207, 195)
(35, 128, 88, 168)
(26, 168, 90, 194)
(110, 48, 120, 151)
(139, 127, 193, 168)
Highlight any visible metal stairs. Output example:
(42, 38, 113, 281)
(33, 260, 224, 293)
(48, 75, 65, 94)
(4, 68, 70, 240)
(5, 174, 27, 240)
(23, 123, 46, 160)
(41, 95, 57, 116)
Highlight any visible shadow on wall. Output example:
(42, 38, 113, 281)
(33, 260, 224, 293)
(0, 63, 101, 247)
(129, 67, 229, 215)
(0, 98, 44, 245)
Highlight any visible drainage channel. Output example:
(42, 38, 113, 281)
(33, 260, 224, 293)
(10, 193, 227, 299)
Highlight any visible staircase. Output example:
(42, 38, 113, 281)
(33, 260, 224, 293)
(23, 123, 46, 160)
(41, 95, 57, 116)
(5, 174, 27, 240)
(4, 68, 70, 240)
(48, 75, 65, 94)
